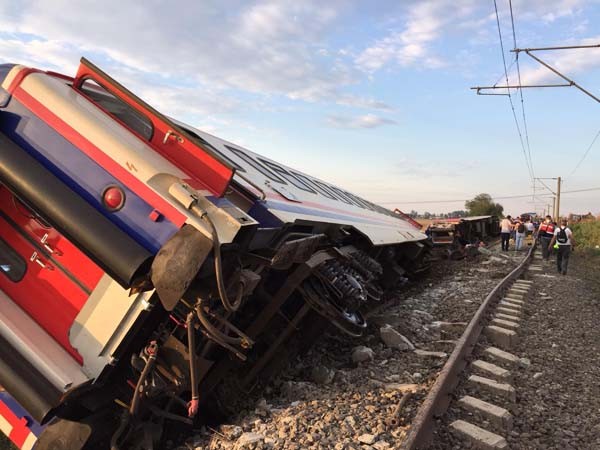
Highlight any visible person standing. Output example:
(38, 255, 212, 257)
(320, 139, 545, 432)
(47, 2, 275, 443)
(515, 220, 526, 251)
(538, 215, 555, 261)
(548, 218, 576, 275)
(500, 215, 513, 251)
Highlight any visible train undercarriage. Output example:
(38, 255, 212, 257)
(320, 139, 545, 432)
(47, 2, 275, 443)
(35, 227, 430, 450)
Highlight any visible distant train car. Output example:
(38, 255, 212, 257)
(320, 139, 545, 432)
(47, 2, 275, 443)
(0, 59, 430, 449)
(428, 215, 499, 247)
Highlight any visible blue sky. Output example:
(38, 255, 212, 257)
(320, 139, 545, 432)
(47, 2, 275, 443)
(1, 0, 599, 215)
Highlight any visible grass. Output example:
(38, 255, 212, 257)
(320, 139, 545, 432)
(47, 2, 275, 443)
(571, 220, 600, 253)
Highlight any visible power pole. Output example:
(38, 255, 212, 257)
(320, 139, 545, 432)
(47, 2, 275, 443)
(552, 197, 556, 220)
(556, 176, 562, 221)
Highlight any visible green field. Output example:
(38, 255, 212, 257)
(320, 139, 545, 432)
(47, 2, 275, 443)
(571, 220, 600, 252)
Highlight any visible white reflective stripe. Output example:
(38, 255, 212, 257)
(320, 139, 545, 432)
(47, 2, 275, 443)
(0, 413, 13, 437)
(21, 432, 38, 450)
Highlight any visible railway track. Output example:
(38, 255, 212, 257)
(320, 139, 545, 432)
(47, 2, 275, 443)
(400, 240, 537, 449)
(180, 242, 530, 450)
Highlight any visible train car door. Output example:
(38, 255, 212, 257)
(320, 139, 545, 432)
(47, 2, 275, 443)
(0, 186, 104, 361)
(73, 57, 236, 196)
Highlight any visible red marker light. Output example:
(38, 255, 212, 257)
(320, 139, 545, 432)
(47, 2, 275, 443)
(102, 186, 125, 211)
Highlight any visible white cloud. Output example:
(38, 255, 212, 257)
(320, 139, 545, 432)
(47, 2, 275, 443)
(355, 0, 477, 73)
(393, 157, 481, 178)
(325, 113, 397, 129)
(517, 36, 600, 85)
(0, 0, 390, 112)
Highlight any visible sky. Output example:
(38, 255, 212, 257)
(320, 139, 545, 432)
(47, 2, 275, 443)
(1, 0, 599, 216)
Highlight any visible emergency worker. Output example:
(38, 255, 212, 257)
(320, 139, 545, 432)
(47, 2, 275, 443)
(548, 218, 576, 275)
(538, 215, 555, 261)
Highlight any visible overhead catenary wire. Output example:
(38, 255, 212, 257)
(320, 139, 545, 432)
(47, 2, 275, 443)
(378, 186, 600, 205)
(570, 128, 600, 176)
(508, 0, 535, 181)
(493, 0, 534, 183)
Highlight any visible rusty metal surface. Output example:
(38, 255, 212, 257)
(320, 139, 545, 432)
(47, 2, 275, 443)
(400, 241, 537, 449)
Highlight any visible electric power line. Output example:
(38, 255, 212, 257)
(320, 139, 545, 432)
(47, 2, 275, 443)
(508, 0, 535, 180)
(379, 186, 600, 205)
(493, 0, 534, 183)
(570, 128, 600, 176)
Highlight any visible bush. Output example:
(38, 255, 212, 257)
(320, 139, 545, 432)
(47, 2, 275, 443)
(571, 220, 600, 251)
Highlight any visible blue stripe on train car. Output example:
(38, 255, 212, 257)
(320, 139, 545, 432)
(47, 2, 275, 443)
(0, 392, 44, 438)
(0, 98, 179, 253)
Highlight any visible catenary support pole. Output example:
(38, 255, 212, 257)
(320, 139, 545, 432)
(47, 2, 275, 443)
(556, 177, 561, 221)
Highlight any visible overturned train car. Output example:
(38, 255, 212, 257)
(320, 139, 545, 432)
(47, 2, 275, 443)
(0, 59, 430, 450)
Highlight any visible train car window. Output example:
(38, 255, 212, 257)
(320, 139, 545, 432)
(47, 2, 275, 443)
(79, 79, 154, 140)
(0, 237, 26, 282)
(225, 145, 287, 184)
(180, 128, 245, 172)
(257, 158, 317, 194)
(290, 172, 338, 201)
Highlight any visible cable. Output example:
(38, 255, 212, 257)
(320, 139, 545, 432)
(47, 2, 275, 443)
(570, 128, 600, 176)
(493, 0, 534, 182)
(378, 186, 600, 205)
(192, 205, 245, 313)
(509, 0, 535, 180)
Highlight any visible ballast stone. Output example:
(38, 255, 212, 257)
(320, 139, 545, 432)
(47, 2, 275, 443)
(352, 346, 375, 363)
(379, 325, 415, 351)
(450, 420, 508, 449)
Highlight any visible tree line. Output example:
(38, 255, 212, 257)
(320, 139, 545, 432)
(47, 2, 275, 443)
(407, 193, 504, 219)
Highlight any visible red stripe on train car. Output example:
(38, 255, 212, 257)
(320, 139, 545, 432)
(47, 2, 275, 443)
(5, 68, 42, 95)
(0, 401, 32, 448)
(12, 87, 187, 227)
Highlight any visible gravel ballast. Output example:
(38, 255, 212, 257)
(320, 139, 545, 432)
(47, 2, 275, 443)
(433, 251, 600, 450)
(178, 246, 524, 450)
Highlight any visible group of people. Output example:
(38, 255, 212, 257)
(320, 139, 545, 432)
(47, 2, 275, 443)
(499, 215, 535, 251)
(500, 215, 576, 275)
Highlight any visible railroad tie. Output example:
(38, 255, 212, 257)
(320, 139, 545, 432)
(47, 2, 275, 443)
(450, 420, 509, 449)
(467, 375, 517, 402)
(457, 396, 513, 431)
(483, 347, 520, 368)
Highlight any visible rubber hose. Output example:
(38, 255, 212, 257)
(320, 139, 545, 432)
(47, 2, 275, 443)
(200, 213, 245, 312)
(195, 303, 243, 346)
(129, 348, 157, 417)
(186, 312, 199, 417)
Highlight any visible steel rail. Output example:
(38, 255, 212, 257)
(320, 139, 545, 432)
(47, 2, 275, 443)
(400, 239, 537, 449)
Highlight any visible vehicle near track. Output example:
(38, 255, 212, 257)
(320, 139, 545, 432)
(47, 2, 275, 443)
(427, 215, 500, 247)
(0, 58, 430, 450)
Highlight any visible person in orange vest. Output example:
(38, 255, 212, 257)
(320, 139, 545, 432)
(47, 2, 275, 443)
(538, 215, 555, 261)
